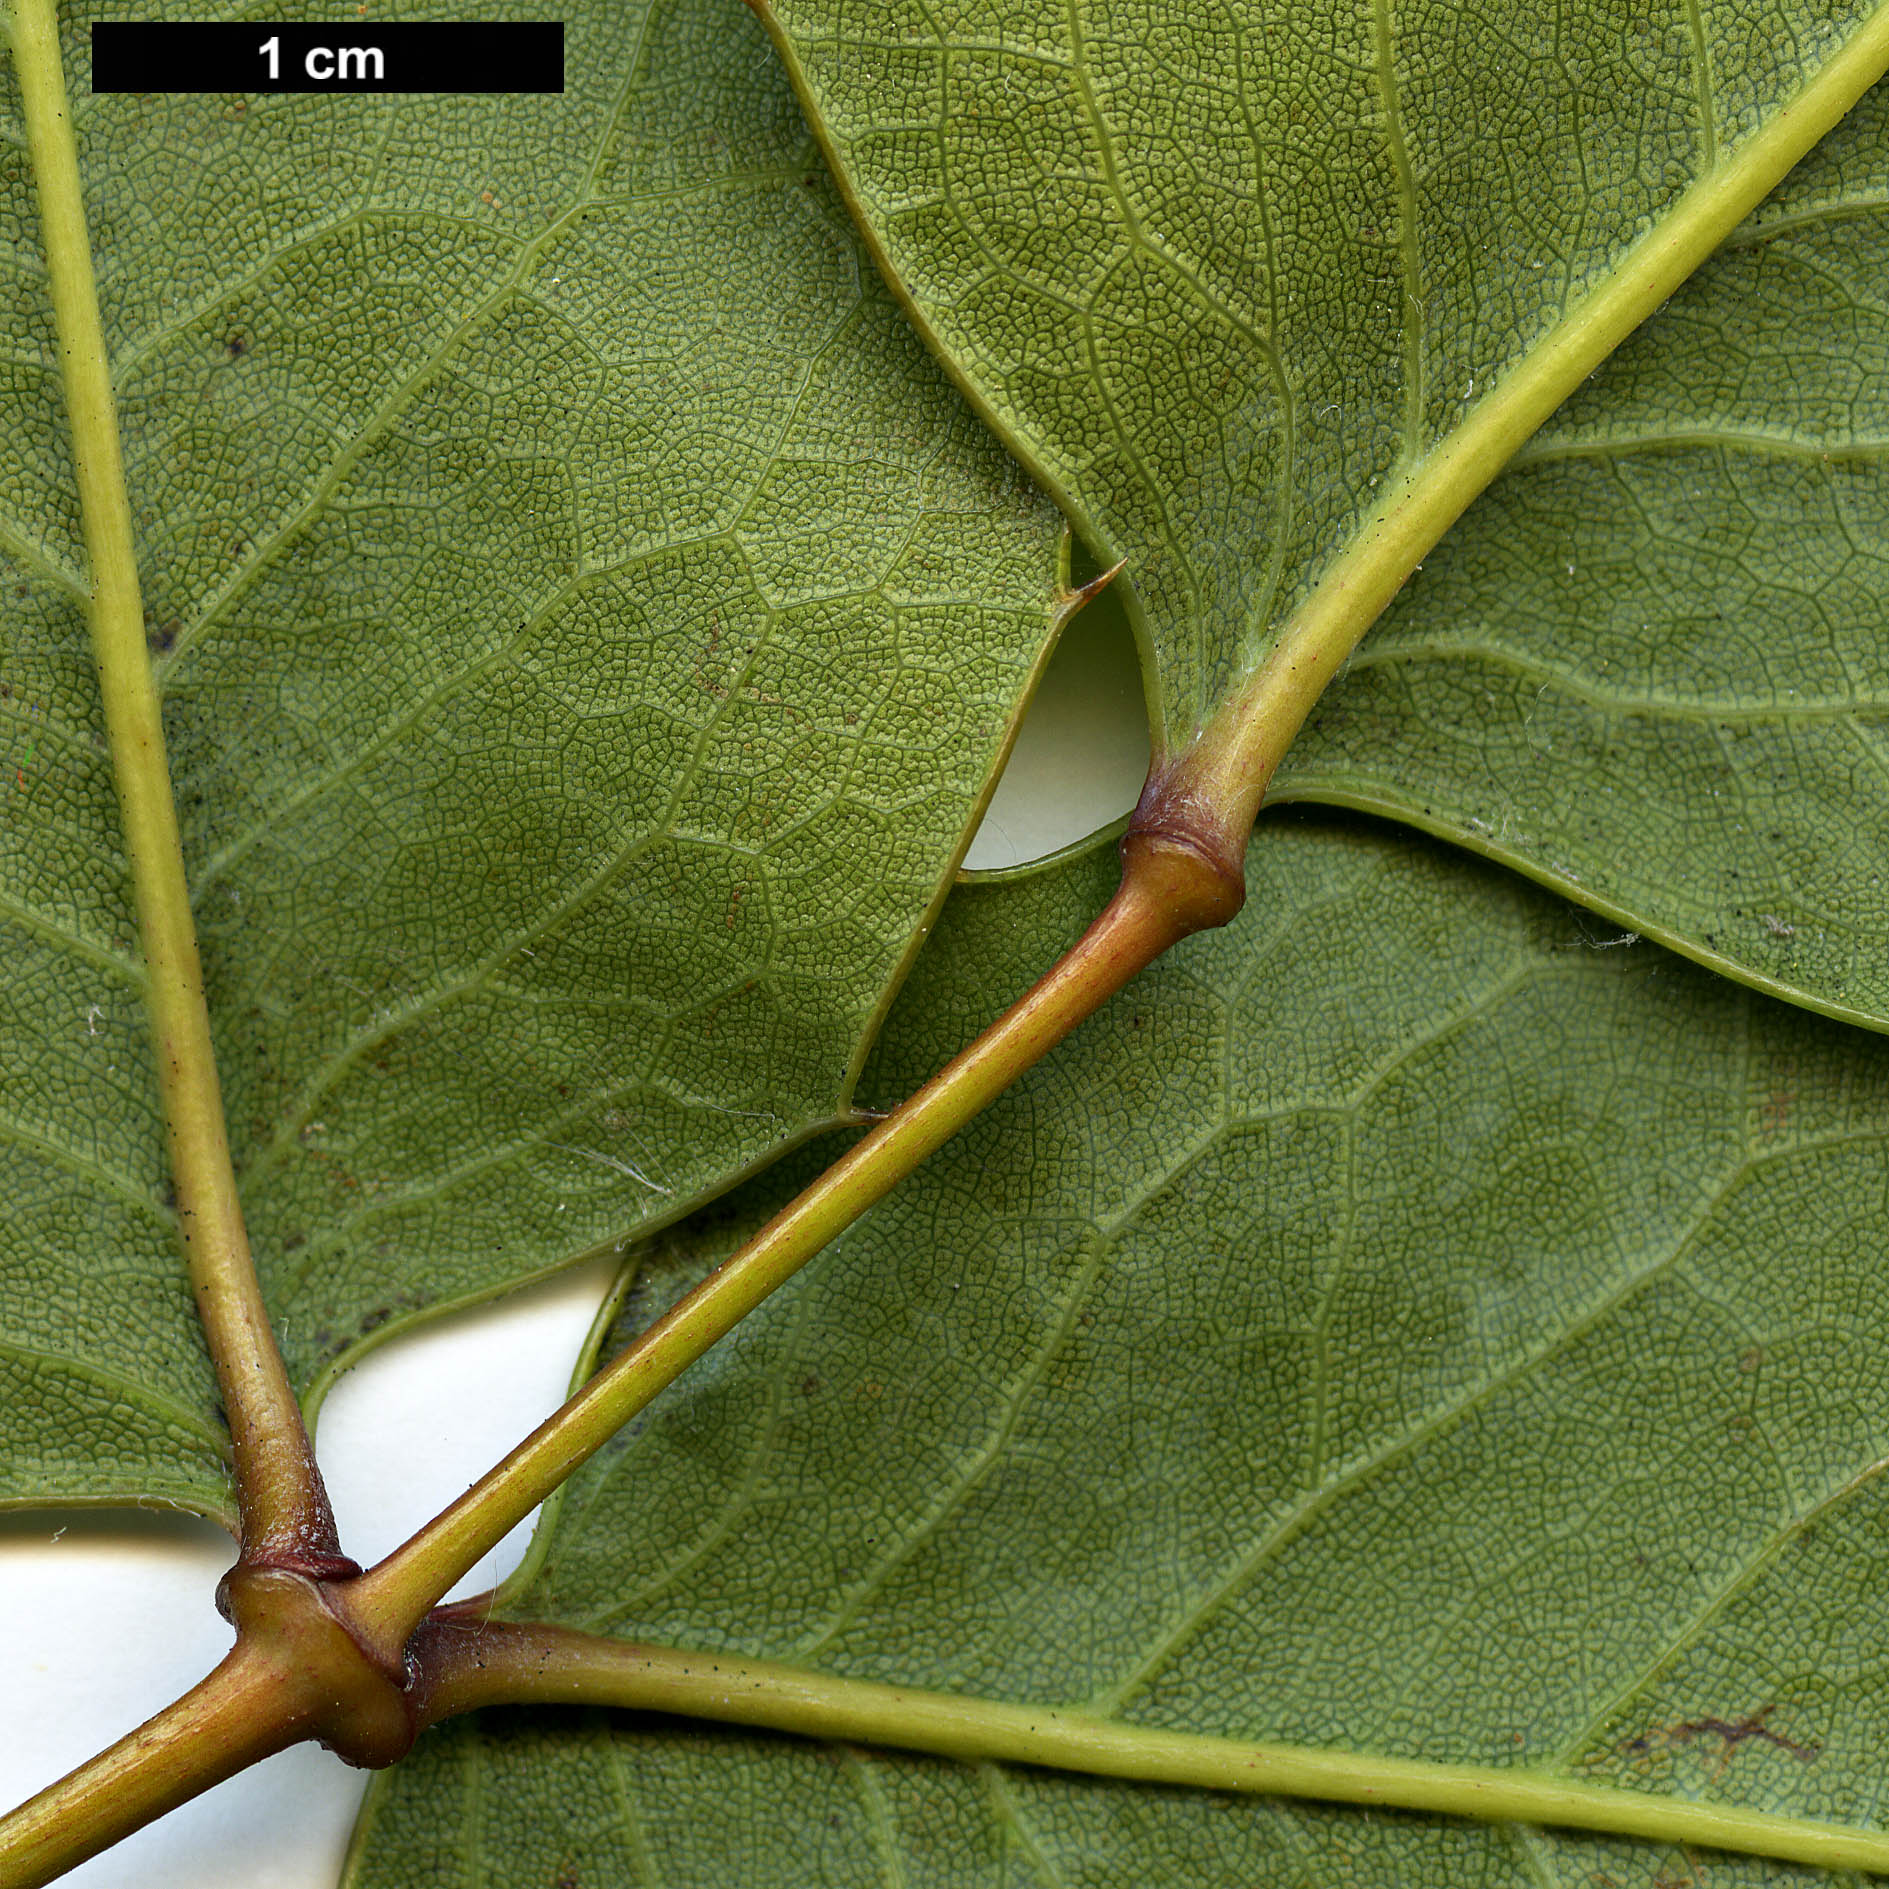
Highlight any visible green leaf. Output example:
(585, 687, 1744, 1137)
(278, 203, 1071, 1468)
(348, 812, 1889, 1884)
(1275, 76, 1889, 1029)
(753, 0, 1889, 1023)
(0, 0, 1064, 1510)
(10, 0, 1889, 1881)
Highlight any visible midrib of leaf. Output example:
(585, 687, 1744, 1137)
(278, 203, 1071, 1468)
(1511, 428, 1889, 465)
(1178, 0, 1889, 827)
(755, 0, 1889, 840)
(8, 0, 326, 1552)
(373, 1635, 1889, 1875)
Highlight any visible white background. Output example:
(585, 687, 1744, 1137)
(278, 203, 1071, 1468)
(0, 604, 1150, 1886)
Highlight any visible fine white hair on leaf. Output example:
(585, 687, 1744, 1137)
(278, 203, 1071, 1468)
(544, 1142, 673, 1195)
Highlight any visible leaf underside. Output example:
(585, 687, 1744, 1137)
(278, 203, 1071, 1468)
(1277, 76, 1889, 1032)
(757, 0, 1889, 1027)
(6, 0, 1889, 1884)
(0, 0, 1064, 1511)
(353, 814, 1889, 1885)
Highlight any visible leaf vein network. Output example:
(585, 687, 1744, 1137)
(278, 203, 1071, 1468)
(1088, 1094, 1884, 1717)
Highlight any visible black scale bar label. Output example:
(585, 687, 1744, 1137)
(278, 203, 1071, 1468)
(90, 21, 564, 93)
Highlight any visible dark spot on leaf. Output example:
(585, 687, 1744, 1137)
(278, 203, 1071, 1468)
(225, 334, 247, 358)
(1622, 1704, 1818, 1773)
(356, 1307, 392, 1336)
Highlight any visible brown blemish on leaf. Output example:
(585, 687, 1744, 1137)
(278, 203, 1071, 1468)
(1623, 1704, 1818, 1782)
(1758, 1059, 1796, 1141)
(1650, 1861, 1704, 1889)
